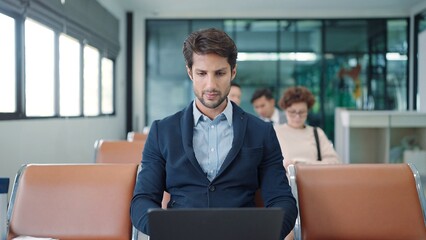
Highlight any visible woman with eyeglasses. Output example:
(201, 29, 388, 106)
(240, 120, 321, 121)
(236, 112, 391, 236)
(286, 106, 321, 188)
(275, 86, 340, 170)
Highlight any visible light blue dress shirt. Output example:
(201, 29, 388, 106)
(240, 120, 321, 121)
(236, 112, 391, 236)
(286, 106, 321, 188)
(193, 100, 233, 181)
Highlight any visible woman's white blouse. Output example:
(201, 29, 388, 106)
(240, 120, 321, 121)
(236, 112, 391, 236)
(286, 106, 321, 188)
(274, 124, 340, 165)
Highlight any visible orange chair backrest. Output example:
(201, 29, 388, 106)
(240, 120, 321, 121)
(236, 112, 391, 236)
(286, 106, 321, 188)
(127, 132, 148, 142)
(95, 140, 144, 164)
(7, 164, 138, 240)
(293, 164, 426, 240)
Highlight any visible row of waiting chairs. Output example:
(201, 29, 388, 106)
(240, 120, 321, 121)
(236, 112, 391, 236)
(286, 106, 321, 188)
(7, 163, 138, 240)
(289, 164, 426, 240)
(6, 132, 149, 239)
(127, 132, 148, 142)
(5, 131, 426, 239)
(6, 163, 426, 240)
(93, 131, 148, 164)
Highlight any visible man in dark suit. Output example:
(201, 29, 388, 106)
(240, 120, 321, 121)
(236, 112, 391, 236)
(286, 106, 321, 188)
(251, 88, 287, 125)
(130, 28, 297, 239)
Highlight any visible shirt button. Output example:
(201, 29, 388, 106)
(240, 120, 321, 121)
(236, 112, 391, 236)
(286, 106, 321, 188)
(210, 148, 214, 152)
(211, 125, 215, 129)
(209, 185, 216, 191)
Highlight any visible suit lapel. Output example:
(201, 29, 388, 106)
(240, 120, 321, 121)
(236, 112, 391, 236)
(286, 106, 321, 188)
(180, 102, 207, 177)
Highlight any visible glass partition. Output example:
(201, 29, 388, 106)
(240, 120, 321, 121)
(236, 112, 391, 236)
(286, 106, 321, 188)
(145, 18, 409, 142)
(415, 10, 426, 111)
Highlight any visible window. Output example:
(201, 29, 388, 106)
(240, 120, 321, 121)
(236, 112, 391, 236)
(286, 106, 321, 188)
(416, 11, 426, 111)
(59, 34, 81, 117)
(25, 18, 55, 117)
(146, 19, 409, 141)
(101, 58, 114, 114)
(83, 45, 100, 116)
(0, 13, 16, 113)
(0, 0, 118, 120)
(387, 20, 408, 111)
(146, 21, 190, 123)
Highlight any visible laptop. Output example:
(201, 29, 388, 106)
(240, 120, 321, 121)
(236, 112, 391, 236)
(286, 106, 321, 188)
(147, 208, 284, 240)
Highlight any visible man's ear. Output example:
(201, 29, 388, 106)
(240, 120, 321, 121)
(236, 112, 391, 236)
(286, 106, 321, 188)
(231, 64, 237, 80)
(186, 65, 193, 80)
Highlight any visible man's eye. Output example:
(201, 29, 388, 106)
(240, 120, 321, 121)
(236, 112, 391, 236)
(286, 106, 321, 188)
(217, 72, 225, 76)
(197, 72, 206, 76)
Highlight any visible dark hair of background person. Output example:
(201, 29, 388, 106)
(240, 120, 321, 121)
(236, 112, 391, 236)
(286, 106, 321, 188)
(231, 82, 241, 88)
(250, 88, 274, 103)
(182, 28, 238, 70)
(278, 86, 315, 110)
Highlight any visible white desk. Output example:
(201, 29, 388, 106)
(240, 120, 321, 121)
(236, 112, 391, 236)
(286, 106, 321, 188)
(335, 108, 426, 164)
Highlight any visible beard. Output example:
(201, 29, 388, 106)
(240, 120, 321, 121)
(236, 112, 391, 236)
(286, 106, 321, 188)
(195, 85, 230, 109)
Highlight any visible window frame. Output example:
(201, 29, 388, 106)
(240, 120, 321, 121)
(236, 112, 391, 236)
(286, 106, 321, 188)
(0, 6, 117, 120)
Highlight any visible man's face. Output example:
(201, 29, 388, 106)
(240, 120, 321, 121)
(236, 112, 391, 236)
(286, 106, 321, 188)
(228, 86, 242, 105)
(187, 53, 236, 111)
(252, 96, 275, 119)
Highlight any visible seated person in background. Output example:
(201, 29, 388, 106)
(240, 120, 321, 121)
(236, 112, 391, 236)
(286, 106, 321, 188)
(251, 88, 286, 125)
(130, 28, 297, 240)
(275, 86, 340, 169)
(228, 82, 242, 105)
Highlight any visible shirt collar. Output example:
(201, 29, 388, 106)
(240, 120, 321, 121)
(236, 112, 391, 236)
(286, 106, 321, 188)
(193, 99, 233, 126)
(271, 108, 280, 123)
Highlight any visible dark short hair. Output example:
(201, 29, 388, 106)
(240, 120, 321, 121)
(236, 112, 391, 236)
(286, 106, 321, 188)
(183, 28, 238, 70)
(278, 86, 315, 110)
(250, 88, 274, 103)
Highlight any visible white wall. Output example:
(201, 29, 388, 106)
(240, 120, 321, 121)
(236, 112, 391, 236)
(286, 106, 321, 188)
(127, 1, 413, 19)
(410, 1, 426, 17)
(0, 0, 128, 192)
(132, 12, 146, 132)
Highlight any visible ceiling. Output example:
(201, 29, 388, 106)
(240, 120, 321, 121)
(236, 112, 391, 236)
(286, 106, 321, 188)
(115, 0, 425, 18)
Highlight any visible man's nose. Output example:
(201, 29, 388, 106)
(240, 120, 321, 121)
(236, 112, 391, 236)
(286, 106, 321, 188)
(205, 74, 217, 88)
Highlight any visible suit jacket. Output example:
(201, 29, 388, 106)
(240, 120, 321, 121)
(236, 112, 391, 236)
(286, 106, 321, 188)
(131, 102, 297, 238)
(260, 108, 287, 125)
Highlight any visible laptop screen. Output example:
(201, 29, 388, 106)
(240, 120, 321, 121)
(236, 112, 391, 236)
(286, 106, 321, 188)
(148, 208, 284, 240)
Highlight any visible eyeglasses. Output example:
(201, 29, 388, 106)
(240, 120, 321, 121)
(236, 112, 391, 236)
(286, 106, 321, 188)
(286, 110, 307, 117)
